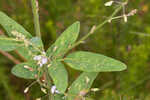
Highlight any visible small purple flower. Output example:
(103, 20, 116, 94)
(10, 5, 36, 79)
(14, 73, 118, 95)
(33, 54, 48, 67)
(41, 57, 48, 64)
(51, 85, 60, 94)
(39, 63, 43, 67)
(51, 85, 56, 94)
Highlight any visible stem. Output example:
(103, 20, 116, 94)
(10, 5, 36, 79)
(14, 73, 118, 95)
(0, 50, 21, 64)
(48, 89, 52, 100)
(69, 5, 122, 50)
(31, 0, 41, 38)
(44, 66, 53, 100)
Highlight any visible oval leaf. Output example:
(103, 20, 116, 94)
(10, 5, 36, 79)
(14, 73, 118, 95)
(67, 72, 98, 100)
(0, 11, 32, 38)
(46, 21, 80, 59)
(64, 51, 127, 72)
(11, 62, 39, 79)
(0, 37, 23, 51)
(48, 61, 68, 93)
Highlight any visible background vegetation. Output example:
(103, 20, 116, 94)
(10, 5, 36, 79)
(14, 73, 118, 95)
(0, 0, 150, 99)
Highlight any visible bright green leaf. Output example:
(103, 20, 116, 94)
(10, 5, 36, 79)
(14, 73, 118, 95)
(67, 72, 98, 100)
(0, 36, 23, 51)
(46, 21, 80, 59)
(30, 37, 44, 50)
(11, 62, 39, 79)
(0, 11, 32, 38)
(48, 61, 68, 93)
(64, 51, 127, 72)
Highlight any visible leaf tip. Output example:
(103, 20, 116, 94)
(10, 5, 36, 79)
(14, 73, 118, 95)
(119, 62, 127, 71)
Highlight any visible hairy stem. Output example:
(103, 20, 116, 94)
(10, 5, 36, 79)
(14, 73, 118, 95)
(31, 0, 41, 38)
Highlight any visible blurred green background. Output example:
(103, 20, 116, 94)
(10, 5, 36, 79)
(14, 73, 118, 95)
(0, 0, 150, 100)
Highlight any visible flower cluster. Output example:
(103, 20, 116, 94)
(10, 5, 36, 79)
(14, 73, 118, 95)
(11, 31, 26, 40)
(33, 53, 48, 67)
(105, 0, 137, 23)
(11, 30, 31, 47)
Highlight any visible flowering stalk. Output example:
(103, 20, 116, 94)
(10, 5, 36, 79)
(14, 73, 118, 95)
(31, 0, 41, 38)
(68, 5, 123, 51)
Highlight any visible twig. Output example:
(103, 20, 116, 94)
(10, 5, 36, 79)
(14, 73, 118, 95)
(130, 31, 150, 37)
(69, 5, 122, 50)
(14, 50, 27, 61)
(0, 50, 21, 64)
(0, 30, 4, 35)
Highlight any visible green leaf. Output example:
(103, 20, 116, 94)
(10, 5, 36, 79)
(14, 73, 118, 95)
(64, 51, 127, 72)
(0, 11, 32, 38)
(0, 37, 23, 51)
(11, 62, 39, 79)
(17, 37, 43, 61)
(67, 72, 98, 100)
(54, 94, 64, 100)
(30, 37, 44, 50)
(46, 21, 80, 59)
(48, 61, 68, 93)
(17, 47, 32, 60)
(15, 37, 43, 61)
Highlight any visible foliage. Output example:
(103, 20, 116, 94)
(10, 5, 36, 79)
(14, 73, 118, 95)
(0, 0, 149, 100)
(0, 7, 126, 99)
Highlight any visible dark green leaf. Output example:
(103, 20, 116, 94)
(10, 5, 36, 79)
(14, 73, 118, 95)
(64, 51, 127, 72)
(11, 62, 39, 79)
(0, 11, 32, 38)
(48, 61, 68, 93)
(0, 37, 23, 51)
(54, 94, 64, 100)
(46, 21, 80, 59)
(67, 72, 98, 100)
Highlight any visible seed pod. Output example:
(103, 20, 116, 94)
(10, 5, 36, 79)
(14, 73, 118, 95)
(24, 87, 29, 93)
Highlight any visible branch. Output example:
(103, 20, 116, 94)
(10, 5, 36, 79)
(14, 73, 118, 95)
(69, 5, 122, 50)
(0, 50, 21, 64)
(14, 50, 27, 62)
